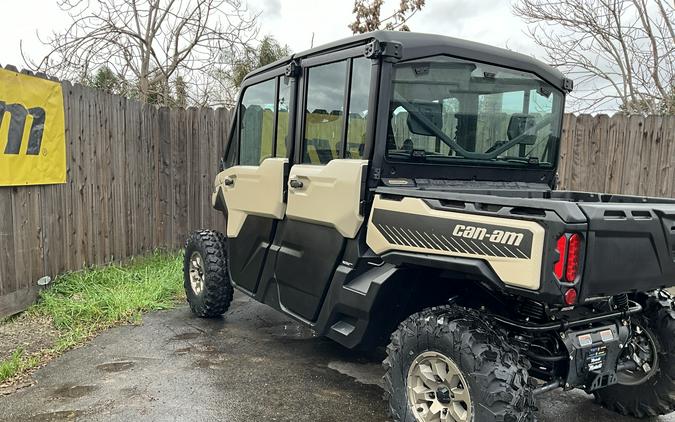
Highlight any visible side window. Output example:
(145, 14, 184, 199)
(239, 78, 275, 165)
(302, 61, 348, 164)
(346, 58, 370, 159)
(275, 76, 292, 158)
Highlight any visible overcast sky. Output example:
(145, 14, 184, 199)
(244, 0, 545, 57)
(0, 0, 546, 69)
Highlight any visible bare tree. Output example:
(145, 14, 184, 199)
(349, 0, 426, 34)
(513, 0, 675, 113)
(24, 0, 258, 106)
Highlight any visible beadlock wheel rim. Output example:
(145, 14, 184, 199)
(407, 351, 472, 422)
(617, 323, 659, 385)
(189, 252, 205, 295)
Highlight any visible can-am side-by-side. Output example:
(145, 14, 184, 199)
(182, 31, 675, 421)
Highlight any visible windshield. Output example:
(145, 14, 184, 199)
(387, 56, 564, 168)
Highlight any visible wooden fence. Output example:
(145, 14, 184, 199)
(0, 75, 673, 316)
(0, 77, 231, 316)
(558, 114, 675, 197)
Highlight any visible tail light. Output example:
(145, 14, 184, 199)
(564, 288, 578, 305)
(553, 233, 582, 282)
(554, 235, 567, 279)
(565, 233, 581, 282)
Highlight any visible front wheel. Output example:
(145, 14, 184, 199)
(183, 230, 233, 318)
(383, 306, 537, 422)
(594, 290, 675, 418)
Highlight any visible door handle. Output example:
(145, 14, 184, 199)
(224, 178, 234, 186)
(289, 179, 304, 189)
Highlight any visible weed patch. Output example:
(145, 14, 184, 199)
(0, 350, 40, 384)
(29, 252, 183, 348)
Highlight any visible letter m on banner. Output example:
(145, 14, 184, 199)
(0, 102, 46, 155)
(0, 67, 66, 186)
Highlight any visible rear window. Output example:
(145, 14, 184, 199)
(387, 56, 564, 169)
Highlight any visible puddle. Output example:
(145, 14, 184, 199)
(120, 386, 139, 397)
(192, 348, 233, 369)
(193, 344, 217, 354)
(171, 332, 201, 341)
(52, 384, 98, 399)
(26, 410, 83, 421)
(327, 360, 384, 388)
(96, 360, 135, 373)
(194, 358, 212, 369)
(262, 323, 316, 340)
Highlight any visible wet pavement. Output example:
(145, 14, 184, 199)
(1, 292, 673, 421)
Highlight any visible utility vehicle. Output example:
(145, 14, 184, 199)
(183, 31, 675, 421)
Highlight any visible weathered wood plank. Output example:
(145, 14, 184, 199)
(80, 87, 94, 266)
(40, 181, 65, 279)
(125, 100, 141, 256)
(70, 83, 86, 269)
(0, 188, 16, 298)
(187, 107, 199, 234)
(588, 114, 609, 193)
(558, 114, 573, 190)
(621, 115, 643, 194)
(656, 116, 675, 198)
(11, 187, 42, 293)
(199, 108, 210, 228)
(171, 108, 189, 248)
(605, 114, 627, 194)
(0, 287, 38, 318)
(109, 94, 126, 261)
(158, 107, 172, 248)
(641, 116, 660, 197)
(100, 88, 114, 263)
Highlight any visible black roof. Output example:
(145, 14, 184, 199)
(246, 31, 568, 91)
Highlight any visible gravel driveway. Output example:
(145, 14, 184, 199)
(1, 292, 673, 421)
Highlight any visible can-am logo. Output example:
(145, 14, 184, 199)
(452, 224, 524, 247)
(372, 209, 534, 259)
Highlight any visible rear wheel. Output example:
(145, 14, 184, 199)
(383, 306, 537, 422)
(183, 230, 233, 318)
(594, 290, 675, 418)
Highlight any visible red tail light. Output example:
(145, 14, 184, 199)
(554, 235, 567, 279)
(565, 233, 581, 282)
(564, 288, 578, 305)
(554, 233, 582, 282)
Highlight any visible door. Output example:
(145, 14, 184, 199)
(215, 74, 294, 293)
(273, 55, 373, 321)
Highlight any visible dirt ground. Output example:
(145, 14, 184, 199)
(0, 314, 59, 362)
(0, 291, 673, 422)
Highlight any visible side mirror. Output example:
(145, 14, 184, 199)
(507, 114, 537, 145)
(405, 101, 443, 137)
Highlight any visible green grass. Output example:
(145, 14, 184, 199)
(31, 251, 184, 350)
(0, 251, 184, 383)
(0, 349, 40, 383)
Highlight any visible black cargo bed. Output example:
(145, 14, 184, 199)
(577, 202, 675, 299)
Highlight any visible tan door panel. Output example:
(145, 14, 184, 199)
(286, 159, 368, 239)
(213, 158, 288, 238)
(367, 195, 545, 290)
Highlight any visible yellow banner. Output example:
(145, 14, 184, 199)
(0, 67, 66, 186)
